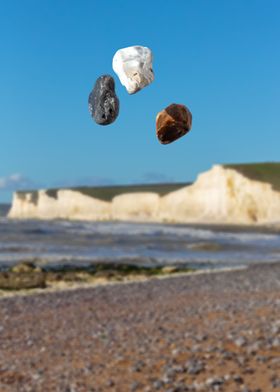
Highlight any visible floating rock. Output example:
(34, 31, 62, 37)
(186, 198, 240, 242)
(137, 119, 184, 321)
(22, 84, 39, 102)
(112, 46, 154, 94)
(156, 103, 192, 144)
(88, 75, 119, 125)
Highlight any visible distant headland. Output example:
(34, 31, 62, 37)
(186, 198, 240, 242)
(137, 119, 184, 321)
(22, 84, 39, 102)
(8, 163, 280, 225)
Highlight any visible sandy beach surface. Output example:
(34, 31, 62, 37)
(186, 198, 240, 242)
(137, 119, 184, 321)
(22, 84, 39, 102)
(0, 263, 279, 392)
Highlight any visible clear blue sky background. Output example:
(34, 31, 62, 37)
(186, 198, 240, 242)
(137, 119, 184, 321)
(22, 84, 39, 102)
(0, 0, 279, 202)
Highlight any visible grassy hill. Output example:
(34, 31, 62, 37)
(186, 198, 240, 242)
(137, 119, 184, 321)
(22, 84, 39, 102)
(16, 163, 280, 206)
(70, 183, 190, 201)
(17, 183, 191, 204)
(224, 163, 280, 192)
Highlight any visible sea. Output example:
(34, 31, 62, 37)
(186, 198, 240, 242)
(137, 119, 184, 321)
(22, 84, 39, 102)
(0, 218, 280, 271)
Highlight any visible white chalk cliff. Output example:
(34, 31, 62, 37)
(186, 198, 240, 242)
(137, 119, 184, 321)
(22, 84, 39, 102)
(8, 165, 280, 224)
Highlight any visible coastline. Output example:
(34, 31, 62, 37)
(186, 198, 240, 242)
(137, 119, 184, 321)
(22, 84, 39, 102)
(0, 264, 247, 299)
(0, 262, 279, 391)
(8, 164, 280, 225)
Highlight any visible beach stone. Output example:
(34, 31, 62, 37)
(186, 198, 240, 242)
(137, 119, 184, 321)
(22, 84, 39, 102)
(186, 359, 205, 375)
(234, 336, 247, 347)
(156, 103, 192, 144)
(112, 45, 154, 94)
(88, 75, 119, 125)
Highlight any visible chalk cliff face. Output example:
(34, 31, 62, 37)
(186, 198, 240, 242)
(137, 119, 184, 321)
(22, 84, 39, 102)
(8, 165, 280, 224)
(112, 193, 160, 221)
(159, 165, 280, 224)
(8, 190, 111, 221)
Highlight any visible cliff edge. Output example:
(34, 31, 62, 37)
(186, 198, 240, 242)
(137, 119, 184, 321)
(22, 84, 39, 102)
(8, 163, 280, 224)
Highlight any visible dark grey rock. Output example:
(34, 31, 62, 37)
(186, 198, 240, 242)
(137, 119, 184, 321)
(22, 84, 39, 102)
(88, 75, 119, 125)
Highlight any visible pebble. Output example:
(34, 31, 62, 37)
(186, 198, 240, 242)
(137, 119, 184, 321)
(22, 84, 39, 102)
(256, 355, 268, 363)
(186, 360, 205, 375)
(131, 360, 145, 372)
(112, 45, 154, 94)
(156, 103, 192, 144)
(221, 351, 234, 360)
(271, 337, 280, 347)
(106, 379, 115, 387)
(196, 334, 208, 342)
(153, 380, 164, 389)
(243, 367, 255, 374)
(233, 375, 244, 384)
(271, 376, 280, 388)
(88, 75, 119, 125)
(234, 336, 247, 347)
(236, 355, 247, 366)
(205, 377, 224, 387)
(163, 368, 177, 380)
(246, 341, 262, 355)
(130, 381, 142, 391)
(241, 387, 250, 392)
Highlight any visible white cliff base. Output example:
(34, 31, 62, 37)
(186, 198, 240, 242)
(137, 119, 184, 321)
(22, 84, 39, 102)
(8, 165, 280, 225)
(9, 190, 111, 221)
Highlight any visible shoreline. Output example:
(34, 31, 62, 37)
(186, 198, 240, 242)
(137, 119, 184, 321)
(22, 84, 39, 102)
(3, 215, 280, 232)
(0, 264, 248, 300)
(0, 262, 279, 391)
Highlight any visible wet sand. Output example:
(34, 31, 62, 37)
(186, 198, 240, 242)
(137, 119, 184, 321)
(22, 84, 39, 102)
(0, 263, 279, 391)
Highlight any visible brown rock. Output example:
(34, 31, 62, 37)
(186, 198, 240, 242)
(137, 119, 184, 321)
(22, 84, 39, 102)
(156, 103, 192, 144)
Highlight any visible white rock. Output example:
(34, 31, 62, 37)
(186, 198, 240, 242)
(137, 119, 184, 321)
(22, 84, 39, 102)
(112, 45, 154, 94)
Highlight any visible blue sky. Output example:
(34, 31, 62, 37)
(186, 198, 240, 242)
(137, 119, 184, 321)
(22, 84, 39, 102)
(0, 0, 279, 202)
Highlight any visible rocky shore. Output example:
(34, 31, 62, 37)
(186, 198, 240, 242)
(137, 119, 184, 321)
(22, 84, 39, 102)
(0, 261, 192, 294)
(0, 263, 279, 391)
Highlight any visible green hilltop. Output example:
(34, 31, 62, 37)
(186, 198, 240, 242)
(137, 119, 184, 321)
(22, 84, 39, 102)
(16, 163, 280, 206)
(224, 162, 280, 192)
(17, 183, 190, 205)
(69, 183, 190, 201)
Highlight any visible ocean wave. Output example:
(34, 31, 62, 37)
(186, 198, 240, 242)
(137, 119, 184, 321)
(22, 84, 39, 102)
(0, 220, 279, 270)
(57, 221, 280, 243)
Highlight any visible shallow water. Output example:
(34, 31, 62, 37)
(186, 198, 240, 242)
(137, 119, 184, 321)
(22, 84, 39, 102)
(0, 219, 280, 270)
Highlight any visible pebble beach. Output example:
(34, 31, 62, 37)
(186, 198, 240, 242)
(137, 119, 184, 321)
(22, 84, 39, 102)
(0, 263, 279, 391)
